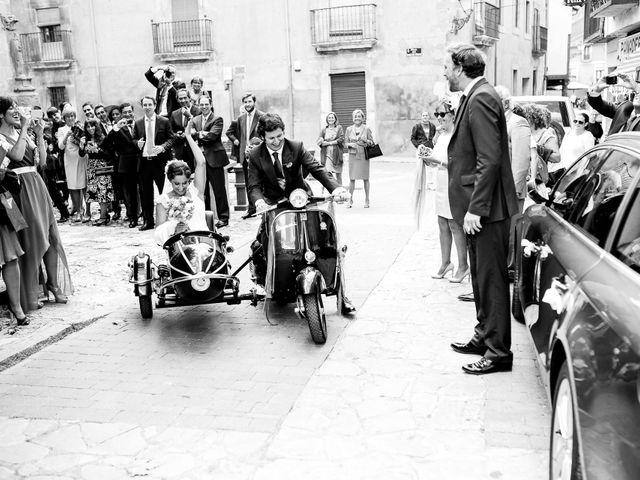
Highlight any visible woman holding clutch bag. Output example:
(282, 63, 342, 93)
(345, 109, 374, 208)
(81, 119, 114, 226)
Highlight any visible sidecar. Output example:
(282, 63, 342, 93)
(129, 229, 262, 319)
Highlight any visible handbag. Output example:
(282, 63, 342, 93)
(534, 154, 549, 185)
(365, 143, 383, 160)
(0, 189, 28, 232)
(94, 166, 114, 176)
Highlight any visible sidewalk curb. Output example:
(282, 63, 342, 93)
(0, 314, 107, 372)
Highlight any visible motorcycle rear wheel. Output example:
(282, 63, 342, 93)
(303, 291, 327, 344)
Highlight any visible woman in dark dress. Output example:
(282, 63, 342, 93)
(81, 119, 113, 225)
(0, 96, 73, 312)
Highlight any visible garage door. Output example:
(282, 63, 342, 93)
(330, 72, 366, 127)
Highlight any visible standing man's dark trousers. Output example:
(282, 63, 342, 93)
(467, 219, 512, 361)
(242, 160, 255, 215)
(121, 172, 140, 223)
(139, 160, 166, 226)
(206, 164, 230, 223)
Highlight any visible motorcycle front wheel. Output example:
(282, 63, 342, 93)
(139, 295, 153, 319)
(303, 291, 327, 344)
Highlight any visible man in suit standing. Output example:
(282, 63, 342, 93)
(133, 96, 175, 230)
(144, 65, 179, 118)
(227, 93, 264, 217)
(170, 88, 200, 171)
(247, 113, 355, 314)
(588, 72, 638, 134)
(444, 44, 519, 375)
(191, 96, 230, 228)
(102, 102, 140, 228)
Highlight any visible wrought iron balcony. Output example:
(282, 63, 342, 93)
(310, 4, 377, 52)
(532, 25, 548, 55)
(151, 19, 213, 61)
(584, 0, 606, 43)
(473, 1, 500, 47)
(590, 0, 637, 18)
(20, 30, 73, 68)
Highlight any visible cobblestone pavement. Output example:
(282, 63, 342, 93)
(0, 160, 550, 479)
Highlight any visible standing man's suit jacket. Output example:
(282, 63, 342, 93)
(102, 126, 139, 174)
(248, 139, 339, 205)
(227, 110, 264, 165)
(191, 114, 230, 168)
(447, 78, 518, 225)
(170, 105, 201, 161)
(587, 94, 634, 135)
(506, 110, 532, 200)
(133, 115, 175, 172)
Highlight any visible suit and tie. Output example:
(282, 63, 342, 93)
(227, 109, 264, 213)
(587, 93, 633, 135)
(191, 112, 230, 223)
(448, 77, 519, 364)
(145, 67, 178, 117)
(102, 123, 140, 223)
(170, 105, 201, 170)
(133, 114, 174, 226)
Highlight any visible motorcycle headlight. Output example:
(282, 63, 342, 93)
(304, 250, 316, 263)
(289, 189, 308, 208)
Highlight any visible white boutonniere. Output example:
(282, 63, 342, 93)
(284, 162, 293, 169)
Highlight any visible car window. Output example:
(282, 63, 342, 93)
(550, 149, 608, 218)
(570, 150, 640, 246)
(614, 182, 640, 274)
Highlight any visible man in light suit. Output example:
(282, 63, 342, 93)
(444, 44, 519, 375)
(170, 88, 201, 171)
(133, 96, 175, 230)
(247, 113, 355, 314)
(226, 93, 264, 217)
(191, 95, 230, 228)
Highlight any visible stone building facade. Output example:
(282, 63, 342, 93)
(0, 0, 547, 155)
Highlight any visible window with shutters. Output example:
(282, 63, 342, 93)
(330, 72, 366, 128)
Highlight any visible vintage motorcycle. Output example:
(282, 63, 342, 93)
(252, 188, 349, 344)
(128, 189, 349, 345)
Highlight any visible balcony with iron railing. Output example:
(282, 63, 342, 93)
(532, 25, 548, 55)
(584, 0, 606, 43)
(151, 18, 213, 62)
(310, 4, 377, 53)
(20, 30, 73, 69)
(473, 1, 500, 47)
(589, 0, 637, 18)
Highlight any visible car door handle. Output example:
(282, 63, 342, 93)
(522, 239, 553, 260)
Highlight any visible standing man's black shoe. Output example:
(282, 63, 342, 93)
(215, 220, 229, 228)
(139, 223, 154, 231)
(128, 220, 138, 228)
(450, 341, 485, 355)
(112, 211, 121, 221)
(457, 292, 475, 302)
(462, 357, 512, 375)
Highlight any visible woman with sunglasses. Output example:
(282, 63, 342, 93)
(415, 99, 469, 282)
(556, 112, 595, 184)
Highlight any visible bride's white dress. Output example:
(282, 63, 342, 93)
(153, 183, 208, 245)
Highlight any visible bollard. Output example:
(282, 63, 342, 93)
(231, 164, 248, 211)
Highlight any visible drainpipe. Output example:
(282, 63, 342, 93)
(284, 0, 295, 136)
(88, 0, 103, 102)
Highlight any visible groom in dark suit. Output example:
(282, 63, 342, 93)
(445, 44, 519, 375)
(247, 113, 355, 314)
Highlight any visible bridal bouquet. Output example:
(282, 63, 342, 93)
(163, 195, 195, 223)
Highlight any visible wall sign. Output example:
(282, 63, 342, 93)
(618, 32, 640, 63)
(563, 0, 584, 6)
(406, 48, 422, 56)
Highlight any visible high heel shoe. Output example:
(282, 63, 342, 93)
(46, 284, 68, 304)
(449, 267, 470, 283)
(8, 305, 29, 326)
(364, 201, 370, 208)
(431, 263, 454, 279)
(347, 200, 353, 209)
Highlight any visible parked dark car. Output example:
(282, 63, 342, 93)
(512, 133, 640, 480)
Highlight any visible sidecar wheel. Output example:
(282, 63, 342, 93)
(303, 291, 327, 344)
(139, 295, 153, 319)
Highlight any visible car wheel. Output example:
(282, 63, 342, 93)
(550, 361, 582, 480)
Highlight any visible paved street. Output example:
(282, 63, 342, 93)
(0, 160, 549, 479)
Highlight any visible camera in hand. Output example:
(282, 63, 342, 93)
(126, 119, 134, 126)
(605, 75, 618, 85)
(71, 125, 83, 137)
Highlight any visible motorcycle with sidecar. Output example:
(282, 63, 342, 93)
(128, 189, 349, 344)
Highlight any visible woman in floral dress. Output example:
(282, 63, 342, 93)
(81, 119, 113, 225)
